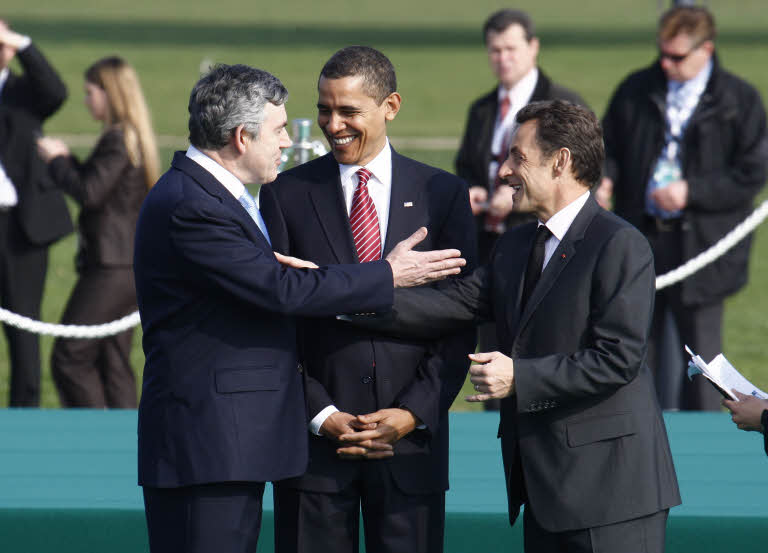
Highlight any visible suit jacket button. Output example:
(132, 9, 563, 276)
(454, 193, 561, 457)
(361, 376, 374, 384)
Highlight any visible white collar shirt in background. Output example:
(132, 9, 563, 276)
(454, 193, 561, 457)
(539, 190, 590, 271)
(0, 160, 19, 208)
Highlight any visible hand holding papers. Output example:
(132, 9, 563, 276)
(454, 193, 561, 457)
(685, 345, 768, 401)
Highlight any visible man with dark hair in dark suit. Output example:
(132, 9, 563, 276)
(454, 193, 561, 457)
(0, 20, 72, 406)
(134, 62, 465, 553)
(455, 11, 586, 409)
(261, 46, 477, 553)
(347, 100, 681, 552)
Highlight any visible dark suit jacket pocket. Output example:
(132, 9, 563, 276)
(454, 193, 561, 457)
(566, 413, 635, 447)
(215, 367, 280, 393)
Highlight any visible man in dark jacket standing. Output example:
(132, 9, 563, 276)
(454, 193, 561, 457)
(455, 10, 586, 409)
(600, 6, 768, 410)
(0, 20, 72, 406)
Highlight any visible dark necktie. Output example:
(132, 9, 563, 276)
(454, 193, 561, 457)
(521, 225, 552, 309)
(349, 167, 381, 263)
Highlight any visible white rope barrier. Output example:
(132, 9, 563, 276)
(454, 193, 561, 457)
(0, 308, 140, 338)
(655, 197, 768, 290)
(1, 197, 766, 338)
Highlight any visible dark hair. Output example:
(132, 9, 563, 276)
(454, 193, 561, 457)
(319, 46, 396, 104)
(483, 9, 535, 43)
(516, 100, 604, 188)
(188, 64, 288, 150)
(659, 6, 716, 44)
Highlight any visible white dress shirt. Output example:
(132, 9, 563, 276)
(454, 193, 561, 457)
(0, 159, 19, 208)
(310, 139, 395, 436)
(186, 145, 245, 200)
(539, 190, 591, 271)
(488, 68, 539, 185)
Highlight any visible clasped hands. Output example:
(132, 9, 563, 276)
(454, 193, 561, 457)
(320, 408, 419, 460)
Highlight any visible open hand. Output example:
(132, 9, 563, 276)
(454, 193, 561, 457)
(385, 227, 465, 288)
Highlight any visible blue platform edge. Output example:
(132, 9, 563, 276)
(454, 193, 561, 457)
(1, 410, 766, 515)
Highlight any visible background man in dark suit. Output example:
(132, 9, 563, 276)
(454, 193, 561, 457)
(455, 9, 585, 264)
(351, 101, 681, 552)
(0, 20, 72, 406)
(599, 5, 768, 411)
(454, 11, 586, 408)
(133, 63, 466, 553)
(261, 46, 477, 553)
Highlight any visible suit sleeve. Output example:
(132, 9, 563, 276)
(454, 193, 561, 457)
(454, 101, 486, 189)
(14, 44, 67, 120)
(514, 227, 655, 411)
(47, 129, 131, 208)
(686, 87, 768, 212)
(394, 176, 479, 429)
(169, 194, 394, 318)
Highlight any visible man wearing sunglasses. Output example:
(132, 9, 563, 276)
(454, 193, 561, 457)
(599, 5, 768, 411)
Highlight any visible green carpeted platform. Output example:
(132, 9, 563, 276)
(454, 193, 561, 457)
(0, 410, 765, 552)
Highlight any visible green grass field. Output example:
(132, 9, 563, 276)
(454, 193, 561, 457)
(1, 0, 767, 408)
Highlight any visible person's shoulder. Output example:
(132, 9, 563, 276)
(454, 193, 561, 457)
(271, 153, 336, 191)
(714, 63, 764, 103)
(467, 87, 498, 112)
(590, 206, 651, 251)
(395, 151, 467, 189)
(611, 63, 659, 98)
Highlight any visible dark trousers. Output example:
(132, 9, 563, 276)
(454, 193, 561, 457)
(0, 212, 47, 406)
(143, 482, 265, 553)
(523, 507, 669, 553)
(646, 221, 723, 411)
(274, 463, 445, 553)
(51, 265, 137, 408)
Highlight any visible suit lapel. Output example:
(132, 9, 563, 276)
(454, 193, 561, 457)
(383, 150, 423, 256)
(513, 195, 600, 338)
(308, 154, 358, 264)
(503, 224, 537, 339)
(172, 153, 271, 249)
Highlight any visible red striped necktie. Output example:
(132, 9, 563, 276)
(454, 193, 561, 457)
(349, 167, 381, 263)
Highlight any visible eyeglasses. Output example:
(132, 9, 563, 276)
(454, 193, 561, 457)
(658, 40, 707, 63)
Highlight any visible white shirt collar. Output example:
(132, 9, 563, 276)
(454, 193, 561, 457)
(338, 137, 392, 188)
(185, 145, 245, 201)
(497, 67, 539, 109)
(541, 189, 591, 241)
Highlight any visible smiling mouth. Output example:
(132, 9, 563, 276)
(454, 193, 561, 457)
(331, 135, 356, 146)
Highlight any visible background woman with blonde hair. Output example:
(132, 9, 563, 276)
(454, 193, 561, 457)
(38, 56, 159, 408)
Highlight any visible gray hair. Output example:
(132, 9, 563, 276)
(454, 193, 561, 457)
(188, 64, 288, 150)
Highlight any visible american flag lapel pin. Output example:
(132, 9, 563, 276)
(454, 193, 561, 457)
(404, 201, 413, 207)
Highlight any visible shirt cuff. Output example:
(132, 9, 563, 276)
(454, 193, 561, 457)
(309, 405, 339, 436)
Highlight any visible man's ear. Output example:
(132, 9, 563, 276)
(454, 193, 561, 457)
(232, 124, 250, 155)
(384, 92, 402, 122)
(552, 147, 571, 178)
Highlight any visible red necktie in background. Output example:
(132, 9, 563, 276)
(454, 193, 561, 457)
(487, 94, 512, 233)
(349, 168, 382, 262)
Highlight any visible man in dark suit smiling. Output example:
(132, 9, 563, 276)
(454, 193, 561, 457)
(347, 100, 681, 553)
(261, 46, 476, 553)
(133, 63, 466, 553)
